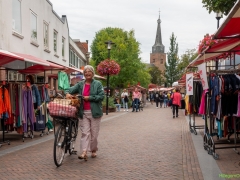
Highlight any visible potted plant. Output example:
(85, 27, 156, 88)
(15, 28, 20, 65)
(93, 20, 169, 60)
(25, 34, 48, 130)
(102, 96, 116, 113)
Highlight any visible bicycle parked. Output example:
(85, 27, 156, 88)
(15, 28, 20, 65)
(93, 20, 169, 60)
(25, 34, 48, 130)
(49, 93, 82, 167)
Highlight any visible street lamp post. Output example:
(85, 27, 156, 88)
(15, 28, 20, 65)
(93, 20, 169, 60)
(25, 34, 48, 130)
(215, 12, 222, 70)
(105, 40, 114, 115)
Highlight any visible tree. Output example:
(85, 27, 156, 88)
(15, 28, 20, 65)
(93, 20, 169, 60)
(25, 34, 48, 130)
(164, 33, 179, 87)
(177, 49, 198, 79)
(202, 0, 236, 15)
(148, 66, 164, 86)
(91, 27, 151, 89)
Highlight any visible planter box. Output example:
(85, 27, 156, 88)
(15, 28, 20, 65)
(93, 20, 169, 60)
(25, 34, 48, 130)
(103, 106, 116, 113)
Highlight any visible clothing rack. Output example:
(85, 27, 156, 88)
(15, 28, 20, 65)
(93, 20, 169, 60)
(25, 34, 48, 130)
(0, 84, 10, 147)
(188, 80, 205, 135)
(203, 70, 240, 160)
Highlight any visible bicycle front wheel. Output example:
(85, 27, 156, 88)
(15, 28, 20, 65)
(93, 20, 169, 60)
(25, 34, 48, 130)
(53, 125, 66, 167)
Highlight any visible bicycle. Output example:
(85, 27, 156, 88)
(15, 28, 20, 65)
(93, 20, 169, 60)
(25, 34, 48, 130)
(49, 94, 82, 167)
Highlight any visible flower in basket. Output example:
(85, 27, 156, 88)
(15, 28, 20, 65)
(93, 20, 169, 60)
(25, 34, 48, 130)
(198, 34, 219, 54)
(97, 59, 121, 76)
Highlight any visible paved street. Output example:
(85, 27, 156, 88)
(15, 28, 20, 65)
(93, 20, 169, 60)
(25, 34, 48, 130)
(0, 102, 232, 180)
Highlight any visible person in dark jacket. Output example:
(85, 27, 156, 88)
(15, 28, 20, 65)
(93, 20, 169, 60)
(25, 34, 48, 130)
(154, 91, 160, 108)
(65, 65, 104, 161)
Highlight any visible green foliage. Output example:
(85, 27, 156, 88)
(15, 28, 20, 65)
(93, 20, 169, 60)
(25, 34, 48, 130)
(177, 49, 198, 79)
(202, 0, 237, 15)
(164, 33, 179, 87)
(91, 27, 151, 89)
(102, 96, 115, 108)
(89, 59, 96, 67)
(148, 66, 164, 86)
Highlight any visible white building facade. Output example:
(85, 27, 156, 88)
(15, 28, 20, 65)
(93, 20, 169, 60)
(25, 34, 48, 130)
(0, 0, 69, 68)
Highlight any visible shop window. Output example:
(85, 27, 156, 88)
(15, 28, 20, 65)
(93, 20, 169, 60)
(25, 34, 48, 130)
(30, 11, 37, 41)
(62, 37, 65, 57)
(43, 22, 49, 49)
(12, 0, 22, 33)
(53, 30, 58, 53)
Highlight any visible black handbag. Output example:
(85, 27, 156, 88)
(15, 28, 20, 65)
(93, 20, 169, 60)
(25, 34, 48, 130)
(34, 109, 46, 131)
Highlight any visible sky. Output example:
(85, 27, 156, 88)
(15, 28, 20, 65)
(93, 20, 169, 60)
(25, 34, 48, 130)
(49, 0, 226, 63)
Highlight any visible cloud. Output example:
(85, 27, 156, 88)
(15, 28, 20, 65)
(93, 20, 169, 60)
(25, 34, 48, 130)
(49, 0, 225, 63)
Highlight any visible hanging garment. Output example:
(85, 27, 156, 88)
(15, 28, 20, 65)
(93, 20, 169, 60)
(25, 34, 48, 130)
(0, 86, 12, 118)
(58, 71, 70, 90)
(199, 89, 208, 115)
(22, 87, 35, 132)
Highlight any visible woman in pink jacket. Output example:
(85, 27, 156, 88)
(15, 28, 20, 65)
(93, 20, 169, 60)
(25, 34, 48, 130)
(171, 88, 181, 118)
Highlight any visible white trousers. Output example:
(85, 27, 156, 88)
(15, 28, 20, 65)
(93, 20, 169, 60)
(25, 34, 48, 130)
(79, 110, 101, 153)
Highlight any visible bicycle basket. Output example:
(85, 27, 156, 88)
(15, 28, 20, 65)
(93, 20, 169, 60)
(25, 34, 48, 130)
(48, 99, 77, 118)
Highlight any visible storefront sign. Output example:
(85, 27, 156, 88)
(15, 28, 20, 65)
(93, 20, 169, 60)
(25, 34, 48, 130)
(198, 63, 209, 90)
(186, 73, 193, 95)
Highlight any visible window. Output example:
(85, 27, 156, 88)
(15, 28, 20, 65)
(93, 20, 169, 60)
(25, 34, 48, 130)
(30, 11, 37, 41)
(160, 59, 163, 64)
(12, 0, 22, 33)
(53, 31, 58, 53)
(62, 37, 65, 57)
(153, 59, 155, 63)
(43, 22, 49, 48)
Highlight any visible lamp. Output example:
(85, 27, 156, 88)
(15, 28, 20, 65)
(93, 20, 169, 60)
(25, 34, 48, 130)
(216, 12, 222, 29)
(105, 40, 114, 115)
(215, 11, 222, 70)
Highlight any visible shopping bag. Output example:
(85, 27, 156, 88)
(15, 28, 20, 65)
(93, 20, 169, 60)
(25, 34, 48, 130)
(34, 110, 45, 131)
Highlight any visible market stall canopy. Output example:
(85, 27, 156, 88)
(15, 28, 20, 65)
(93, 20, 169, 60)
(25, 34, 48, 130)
(127, 85, 147, 92)
(46, 61, 106, 80)
(18, 61, 65, 74)
(187, 38, 240, 68)
(0, 51, 53, 70)
(0, 50, 24, 66)
(214, 0, 240, 39)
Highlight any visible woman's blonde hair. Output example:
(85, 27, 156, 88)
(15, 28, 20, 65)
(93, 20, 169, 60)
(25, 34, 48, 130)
(83, 65, 95, 76)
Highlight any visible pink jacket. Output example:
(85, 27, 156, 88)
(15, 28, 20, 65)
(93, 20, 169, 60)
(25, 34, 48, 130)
(171, 92, 181, 106)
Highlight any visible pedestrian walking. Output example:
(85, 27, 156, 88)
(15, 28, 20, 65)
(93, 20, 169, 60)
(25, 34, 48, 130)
(159, 92, 164, 108)
(121, 89, 129, 111)
(171, 88, 181, 118)
(150, 92, 154, 105)
(65, 65, 105, 160)
(163, 92, 168, 108)
(154, 91, 160, 108)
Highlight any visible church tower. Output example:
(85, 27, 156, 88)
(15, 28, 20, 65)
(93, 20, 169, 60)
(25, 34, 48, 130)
(150, 13, 166, 72)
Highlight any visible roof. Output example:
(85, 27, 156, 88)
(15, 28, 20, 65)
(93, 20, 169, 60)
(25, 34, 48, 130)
(152, 15, 165, 53)
(214, 0, 240, 39)
(187, 38, 240, 68)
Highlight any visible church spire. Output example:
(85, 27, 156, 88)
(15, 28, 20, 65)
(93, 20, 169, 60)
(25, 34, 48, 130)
(152, 11, 165, 53)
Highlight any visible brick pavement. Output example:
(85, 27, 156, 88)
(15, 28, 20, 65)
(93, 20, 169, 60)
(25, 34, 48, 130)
(0, 103, 205, 180)
(191, 115, 240, 180)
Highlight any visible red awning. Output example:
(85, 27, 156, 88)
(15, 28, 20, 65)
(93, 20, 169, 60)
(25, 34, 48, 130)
(13, 52, 50, 66)
(18, 61, 65, 74)
(214, 0, 240, 39)
(0, 50, 24, 66)
(187, 38, 240, 67)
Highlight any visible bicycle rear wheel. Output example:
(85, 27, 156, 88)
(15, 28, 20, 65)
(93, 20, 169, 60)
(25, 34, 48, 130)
(69, 119, 78, 155)
(53, 125, 66, 167)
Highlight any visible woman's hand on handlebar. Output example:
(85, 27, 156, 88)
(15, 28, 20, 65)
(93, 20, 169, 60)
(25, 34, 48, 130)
(66, 93, 73, 99)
